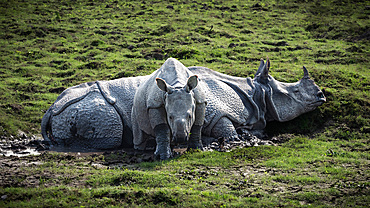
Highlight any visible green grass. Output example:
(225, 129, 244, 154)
(0, 0, 369, 207)
(1, 137, 369, 207)
(0, 0, 368, 136)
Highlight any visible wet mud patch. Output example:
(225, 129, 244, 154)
(0, 130, 287, 189)
(0, 128, 287, 162)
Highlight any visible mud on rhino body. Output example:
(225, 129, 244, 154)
(41, 58, 325, 151)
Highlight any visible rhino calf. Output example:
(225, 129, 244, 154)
(132, 58, 207, 160)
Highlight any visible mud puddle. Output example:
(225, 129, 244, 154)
(1, 148, 41, 157)
(0, 132, 287, 189)
(0, 131, 284, 161)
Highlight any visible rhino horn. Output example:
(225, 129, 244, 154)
(255, 58, 265, 76)
(302, 66, 310, 79)
(185, 75, 199, 92)
(156, 78, 174, 94)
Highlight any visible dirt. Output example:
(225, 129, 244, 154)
(0, 143, 155, 188)
(1, 133, 368, 208)
(0, 130, 284, 188)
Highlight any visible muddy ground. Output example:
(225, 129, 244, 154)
(1, 133, 368, 208)
(0, 131, 286, 188)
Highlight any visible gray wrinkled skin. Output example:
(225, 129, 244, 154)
(188, 58, 326, 141)
(41, 58, 325, 152)
(41, 75, 149, 149)
(132, 58, 207, 160)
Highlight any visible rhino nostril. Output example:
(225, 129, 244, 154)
(317, 91, 324, 98)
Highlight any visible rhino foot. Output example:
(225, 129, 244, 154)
(225, 134, 240, 142)
(187, 141, 203, 151)
(237, 128, 268, 141)
(211, 117, 240, 142)
(154, 145, 172, 160)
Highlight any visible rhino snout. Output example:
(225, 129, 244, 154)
(317, 91, 326, 103)
(171, 119, 190, 144)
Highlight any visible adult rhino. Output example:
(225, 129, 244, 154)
(40, 58, 205, 152)
(187, 58, 326, 141)
(132, 58, 207, 160)
(41, 72, 149, 149)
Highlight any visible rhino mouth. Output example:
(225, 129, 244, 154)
(309, 99, 326, 107)
(309, 91, 326, 107)
(172, 135, 189, 144)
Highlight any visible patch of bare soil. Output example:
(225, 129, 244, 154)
(0, 150, 154, 188)
(0, 131, 286, 189)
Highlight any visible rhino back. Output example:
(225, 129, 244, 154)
(51, 82, 96, 115)
(157, 58, 193, 87)
(188, 66, 247, 83)
(97, 75, 150, 129)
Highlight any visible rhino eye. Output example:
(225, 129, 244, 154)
(169, 115, 174, 120)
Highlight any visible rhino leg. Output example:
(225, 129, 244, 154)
(188, 125, 203, 150)
(188, 102, 206, 150)
(132, 109, 146, 150)
(153, 123, 172, 160)
(148, 108, 172, 160)
(51, 90, 123, 149)
(211, 117, 239, 142)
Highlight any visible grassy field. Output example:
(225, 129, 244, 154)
(0, 0, 369, 207)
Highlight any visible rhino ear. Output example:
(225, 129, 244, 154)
(255, 58, 265, 76)
(261, 57, 270, 79)
(156, 78, 173, 93)
(185, 75, 198, 92)
(302, 66, 310, 79)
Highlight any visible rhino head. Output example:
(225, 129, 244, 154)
(255, 58, 326, 122)
(156, 75, 199, 144)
